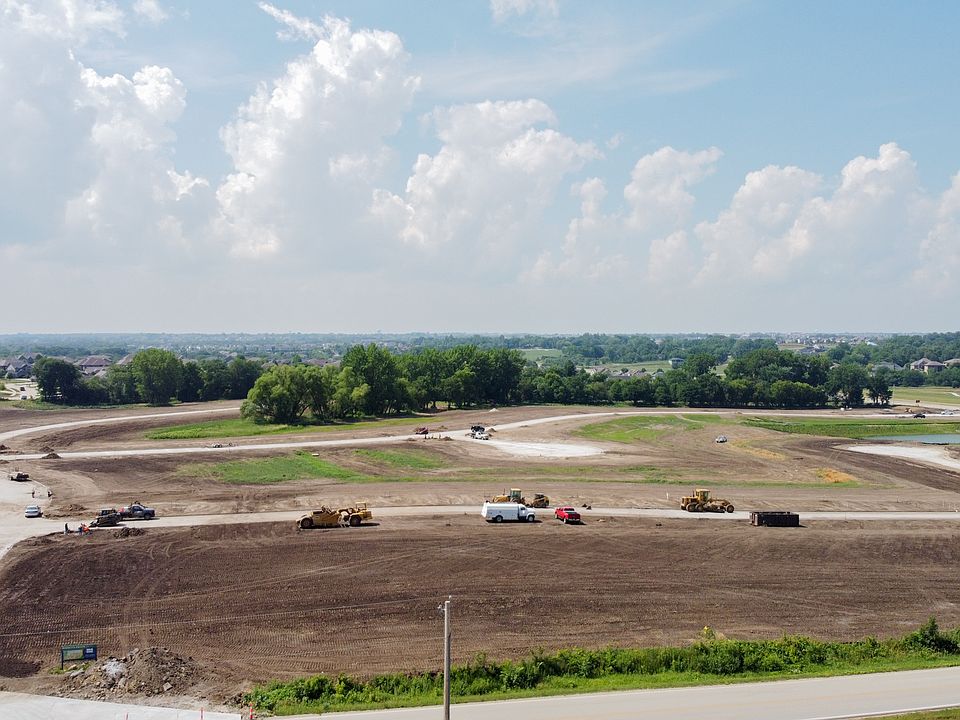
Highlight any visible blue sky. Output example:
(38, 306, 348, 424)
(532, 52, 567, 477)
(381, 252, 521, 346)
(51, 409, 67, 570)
(2, 0, 959, 333)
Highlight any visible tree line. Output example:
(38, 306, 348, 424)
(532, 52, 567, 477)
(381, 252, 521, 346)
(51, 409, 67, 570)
(33, 351, 262, 405)
(240, 345, 892, 424)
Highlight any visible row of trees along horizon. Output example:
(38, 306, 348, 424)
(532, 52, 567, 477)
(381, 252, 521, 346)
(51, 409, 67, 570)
(29, 344, 915, 422)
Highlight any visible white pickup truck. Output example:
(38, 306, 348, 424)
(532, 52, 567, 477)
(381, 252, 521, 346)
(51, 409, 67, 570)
(481, 501, 536, 523)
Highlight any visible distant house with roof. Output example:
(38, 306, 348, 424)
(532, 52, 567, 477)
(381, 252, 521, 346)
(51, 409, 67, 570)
(910, 358, 946, 374)
(945, 358, 960, 368)
(668, 358, 684, 369)
(76, 355, 112, 375)
(1, 357, 30, 378)
(871, 361, 903, 374)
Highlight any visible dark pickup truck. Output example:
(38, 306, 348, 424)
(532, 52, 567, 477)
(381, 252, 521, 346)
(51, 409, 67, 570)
(118, 503, 156, 520)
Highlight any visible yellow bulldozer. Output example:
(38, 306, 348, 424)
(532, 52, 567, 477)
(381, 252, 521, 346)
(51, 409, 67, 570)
(297, 502, 373, 529)
(680, 488, 735, 513)
(490, 488, 550, 508)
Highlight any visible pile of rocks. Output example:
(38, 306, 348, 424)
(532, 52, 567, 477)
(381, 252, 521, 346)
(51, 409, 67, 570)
(61, 647, 200, 699)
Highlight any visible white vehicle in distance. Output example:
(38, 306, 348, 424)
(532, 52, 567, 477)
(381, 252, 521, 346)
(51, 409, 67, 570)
(481, 501, 536, 523)
(473, 431, 490, 440)
(24, 505, 42, 518)
(939, 410, 956, 415)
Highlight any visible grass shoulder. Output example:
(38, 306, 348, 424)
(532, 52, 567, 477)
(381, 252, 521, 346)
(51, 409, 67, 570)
(247, 620, 960, 715)
(744, 416, 960, 439)
(147, 415, 423, 440)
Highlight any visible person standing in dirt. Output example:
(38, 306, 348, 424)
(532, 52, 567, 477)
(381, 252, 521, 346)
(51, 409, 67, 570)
(31, 489, 34, 498)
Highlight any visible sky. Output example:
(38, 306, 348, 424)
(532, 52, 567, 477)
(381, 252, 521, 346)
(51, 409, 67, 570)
(2, 0, 959, 335)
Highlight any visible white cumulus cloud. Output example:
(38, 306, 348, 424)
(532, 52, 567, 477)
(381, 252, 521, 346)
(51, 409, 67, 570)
(490, 0, 559, 23)
(132, 0, 167, 24)
(216, 13, 420, 258)
(373, 99, 598, 278)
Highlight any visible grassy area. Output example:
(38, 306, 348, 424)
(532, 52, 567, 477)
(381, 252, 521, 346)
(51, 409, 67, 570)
(743, 416, 960, 439)
(892, 386, 960, 406)
(879, 710, 960, 720)
(188, 451, 367, 485)
(575, 415, 714, 443)
(353, 448, 446, 470)
(247, 620, 960, 715)
(518, 348, 564, 363)
(147, 416, 422, 440)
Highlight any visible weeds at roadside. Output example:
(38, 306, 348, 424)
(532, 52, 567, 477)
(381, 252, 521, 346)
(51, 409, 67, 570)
(247, 619, 960, 715)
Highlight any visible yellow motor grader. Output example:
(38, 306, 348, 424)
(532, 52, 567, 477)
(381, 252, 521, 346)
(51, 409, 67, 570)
(680, 488, 735, 513)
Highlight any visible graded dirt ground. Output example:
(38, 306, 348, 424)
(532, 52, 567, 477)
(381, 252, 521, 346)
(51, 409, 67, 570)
(7, 404, 960, 520)
(3, 402, 960, 707)
(2, 516, 960, 703)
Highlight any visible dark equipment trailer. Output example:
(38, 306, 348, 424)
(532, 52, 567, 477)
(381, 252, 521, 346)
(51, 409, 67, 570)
(751, 511, 800, 527)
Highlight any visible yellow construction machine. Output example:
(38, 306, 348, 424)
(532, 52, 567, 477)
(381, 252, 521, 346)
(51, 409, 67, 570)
(339, 502, 373, 527)
(680, 488, 735, 513)
(490, 488, 550, 508)
(297, 502, 373, 529)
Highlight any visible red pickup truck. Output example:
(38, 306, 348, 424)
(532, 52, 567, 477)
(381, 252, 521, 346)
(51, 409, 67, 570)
(554, 506, 582, 524)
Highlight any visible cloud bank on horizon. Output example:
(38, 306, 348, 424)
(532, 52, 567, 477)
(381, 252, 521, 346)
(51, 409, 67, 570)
(1, 0, 958, 333)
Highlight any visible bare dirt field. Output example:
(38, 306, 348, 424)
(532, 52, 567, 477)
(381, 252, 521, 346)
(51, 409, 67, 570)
(4, 402, 960, 708)
(8, 404, 960, 520)
(1, 516, 959, 703)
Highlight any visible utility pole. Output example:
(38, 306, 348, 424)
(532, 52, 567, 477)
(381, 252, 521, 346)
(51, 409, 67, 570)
(440, 597, 452, 720)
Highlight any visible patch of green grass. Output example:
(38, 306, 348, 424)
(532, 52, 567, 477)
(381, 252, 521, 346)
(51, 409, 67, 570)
(576, 415, 709, 443)
(518, 348, 564, 363)
(878, 709, 960, 720)
(147, 416, 423, 440)
(353, 448, 445, 470)
(582, 361, 673, 374)
(743, 417, 960, 439)
(892, 386, 960, 406)
(681, 413, 728, 424)
(190, 451, 367, 485)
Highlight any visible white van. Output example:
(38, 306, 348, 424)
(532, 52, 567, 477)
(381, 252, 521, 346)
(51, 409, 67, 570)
(481, 501, 536, 523)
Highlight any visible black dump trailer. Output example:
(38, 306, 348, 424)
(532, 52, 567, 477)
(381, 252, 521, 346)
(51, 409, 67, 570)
(750, 511, 800, 527)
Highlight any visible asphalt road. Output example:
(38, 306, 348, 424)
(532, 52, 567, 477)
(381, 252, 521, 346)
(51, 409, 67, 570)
(304, 666, 960, 720)
(3, 666, 959, 719)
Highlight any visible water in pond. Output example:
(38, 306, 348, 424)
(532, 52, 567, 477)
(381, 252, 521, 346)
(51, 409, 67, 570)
(868, 434, 960, 444)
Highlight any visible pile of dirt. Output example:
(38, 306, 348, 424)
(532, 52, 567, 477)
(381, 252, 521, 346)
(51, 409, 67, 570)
(113, 527, 145, 539)
(41, 452, 60, 459)
(60, 647, 201, 700)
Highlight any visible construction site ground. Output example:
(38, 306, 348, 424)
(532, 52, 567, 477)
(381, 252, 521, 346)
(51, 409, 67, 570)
(2, 401, 960, 708)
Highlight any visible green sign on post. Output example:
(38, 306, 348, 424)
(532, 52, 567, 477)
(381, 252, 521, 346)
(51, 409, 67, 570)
(61, 643, 97, 669)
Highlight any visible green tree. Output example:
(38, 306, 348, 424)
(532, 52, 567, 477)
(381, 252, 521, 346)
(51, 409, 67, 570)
(825, 364, 869, 407)
(340, 344, 404, 415)
(303, 365, 338, 420)
(103, 364, 140, 404)
(199, 359, 230, 400)
(241, 365, 309, 423)
(177, 361, 203, 402)
(866, 374, 892, 405)
(132, 349, 183, 405)
(34, 357, 84, 403)
(227, 357, 264, 399)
